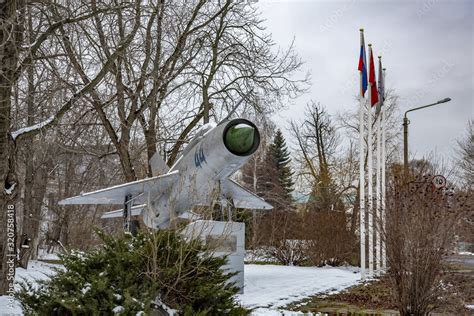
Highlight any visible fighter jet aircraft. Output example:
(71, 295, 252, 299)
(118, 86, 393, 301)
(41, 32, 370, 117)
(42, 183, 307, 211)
(59, 118, 273, 230)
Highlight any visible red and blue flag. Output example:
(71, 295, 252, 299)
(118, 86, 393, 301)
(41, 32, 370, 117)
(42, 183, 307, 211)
(368, 45, 379, 107)
(358, 29, 368, 97)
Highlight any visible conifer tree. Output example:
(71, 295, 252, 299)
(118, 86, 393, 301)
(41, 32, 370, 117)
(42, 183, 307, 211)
(268, 129, 294, 198)
(17, 230, 248, 315)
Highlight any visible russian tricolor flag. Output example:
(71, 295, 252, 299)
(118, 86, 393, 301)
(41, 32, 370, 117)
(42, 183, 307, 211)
(358, 29, 368, 97)
(368, 45, 379, 107)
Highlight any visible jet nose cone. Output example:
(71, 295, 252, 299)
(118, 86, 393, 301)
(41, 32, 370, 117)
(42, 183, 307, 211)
(224, 120, 260, 156)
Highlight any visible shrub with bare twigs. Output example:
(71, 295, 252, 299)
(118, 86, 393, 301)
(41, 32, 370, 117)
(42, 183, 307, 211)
(384, 170, 472, 316)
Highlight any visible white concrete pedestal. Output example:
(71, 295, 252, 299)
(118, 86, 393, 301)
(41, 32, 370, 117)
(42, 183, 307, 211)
(181, 220, 245, 293)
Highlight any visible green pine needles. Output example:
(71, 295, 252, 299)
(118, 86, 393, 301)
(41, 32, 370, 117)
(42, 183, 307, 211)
(269, 129, 295, 197)
(17, 229, 248, 316)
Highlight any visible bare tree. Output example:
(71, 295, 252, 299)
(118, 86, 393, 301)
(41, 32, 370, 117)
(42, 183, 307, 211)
(287, 102, 362, 266)
(336, 89, 401, 235)
(456, 120, 473, 189)
(0, 0, 141, 292)
(1, 0, 308, 291)
(384, 167, 472, 315)
(164, 2, 309, 166)
(291, 102, 342, 212)
(0, 0, 25, 295)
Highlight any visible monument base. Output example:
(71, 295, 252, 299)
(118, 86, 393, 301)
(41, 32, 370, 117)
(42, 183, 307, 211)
(181, 220, 245, 293)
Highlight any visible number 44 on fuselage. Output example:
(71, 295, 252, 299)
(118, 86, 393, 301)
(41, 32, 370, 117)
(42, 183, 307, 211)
(58, 118, 273, 229)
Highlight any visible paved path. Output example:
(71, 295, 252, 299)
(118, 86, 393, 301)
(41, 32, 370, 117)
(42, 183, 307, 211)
(446, 254, 474, 272)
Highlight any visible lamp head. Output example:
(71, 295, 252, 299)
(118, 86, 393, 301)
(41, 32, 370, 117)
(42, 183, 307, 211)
(438, 97, 451, 103)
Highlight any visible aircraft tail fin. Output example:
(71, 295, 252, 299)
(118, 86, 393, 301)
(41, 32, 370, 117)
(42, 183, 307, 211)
(149, 152, 169, 176)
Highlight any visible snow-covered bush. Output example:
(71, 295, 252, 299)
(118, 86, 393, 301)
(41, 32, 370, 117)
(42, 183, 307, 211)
(17, 229, 248, 315)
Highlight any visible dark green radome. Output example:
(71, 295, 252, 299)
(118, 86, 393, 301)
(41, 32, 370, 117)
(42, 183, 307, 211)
(224, 123, 257, 155)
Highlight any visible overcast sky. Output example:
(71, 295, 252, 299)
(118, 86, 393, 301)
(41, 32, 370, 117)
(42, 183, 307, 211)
(257, 0, 473, 164)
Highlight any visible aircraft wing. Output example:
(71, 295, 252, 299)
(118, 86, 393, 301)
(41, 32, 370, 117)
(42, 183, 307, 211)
(101, 204, 146, 219)
(59, 171, 179, 205)
(149, 152, 169, 176)
(221, 179, 273, 210)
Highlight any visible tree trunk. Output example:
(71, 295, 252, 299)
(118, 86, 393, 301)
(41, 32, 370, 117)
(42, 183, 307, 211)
(350, 184, 360, 236)
(117, 141, 136, 182)
(144, 128, 158, 177)
(19, 150, 34, 267)
(19, 165, 48, 268)
(0, 0, 24, 295)
(19, 31, 36, 267)
(167, 109, 205, 166)
(251, 156, 258, 248)
(0, 83, 11, 293)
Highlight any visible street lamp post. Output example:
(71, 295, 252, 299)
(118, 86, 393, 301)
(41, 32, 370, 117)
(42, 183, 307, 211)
(403, 98, 452, 173)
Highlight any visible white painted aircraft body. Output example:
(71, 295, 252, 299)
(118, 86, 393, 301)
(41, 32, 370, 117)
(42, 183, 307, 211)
(59, 118, 273, 229)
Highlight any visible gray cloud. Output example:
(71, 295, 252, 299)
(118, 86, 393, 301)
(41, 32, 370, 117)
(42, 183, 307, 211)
(259, 0, 473, 165)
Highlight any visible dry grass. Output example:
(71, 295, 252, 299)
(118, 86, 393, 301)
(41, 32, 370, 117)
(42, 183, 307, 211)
(287, 266, 473, 315)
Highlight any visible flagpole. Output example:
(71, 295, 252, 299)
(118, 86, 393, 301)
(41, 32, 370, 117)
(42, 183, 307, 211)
(375, 57, 382, 273)
(358, 28, 366, 281)
(367, 44, 374, 277)
(359, 79, 366, 280)
(381, 67, 387, 270)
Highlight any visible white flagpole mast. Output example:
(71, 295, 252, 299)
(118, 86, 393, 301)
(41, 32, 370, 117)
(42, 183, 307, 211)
(375, 57, 382, 274)
(358, 29, 366, 280)
(367, 44, 374, 276)
(381, 67, 387, 270)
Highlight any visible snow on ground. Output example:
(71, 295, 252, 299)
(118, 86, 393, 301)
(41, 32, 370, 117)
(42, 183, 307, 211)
(14, 260, 59, 291)
(0, 261, 359, 315)
(0, 260, 58, 315)
(37, 249, 61, 261)
(0, 296, 23, 315)
(237, 264, 361, 315)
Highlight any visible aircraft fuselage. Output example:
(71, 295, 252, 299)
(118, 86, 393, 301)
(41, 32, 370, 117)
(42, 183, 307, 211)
(143, 119, 260, 228)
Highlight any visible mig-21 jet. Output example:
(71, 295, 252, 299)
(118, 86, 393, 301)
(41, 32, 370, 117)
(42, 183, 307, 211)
(59, 118, 273, 230)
